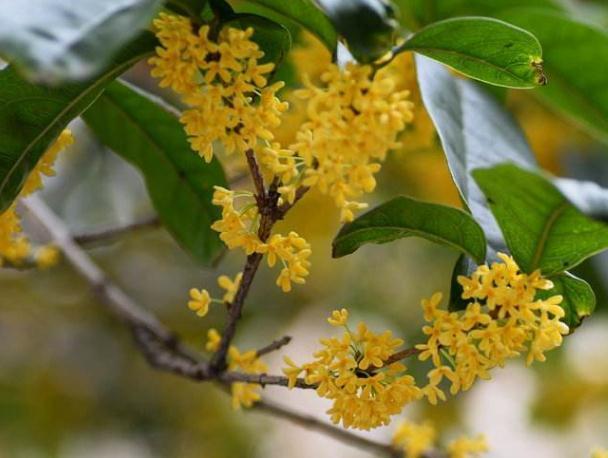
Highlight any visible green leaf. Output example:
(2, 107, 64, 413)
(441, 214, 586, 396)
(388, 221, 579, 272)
(82, 81, 227, 265)
(316, 0, 398, 63)
(0, 32, 156, 213)
(539, 272, 596, 329)
(332, 196, 487, 262)
(238, 0, 337, 53)
(473, 164, 608, 275)
(223, 14, 291, 66)
(166, 0, 208, 19)
(400, 17, 545, 88)
(0, 0, 163, 84)
(499, 9, 608, 143)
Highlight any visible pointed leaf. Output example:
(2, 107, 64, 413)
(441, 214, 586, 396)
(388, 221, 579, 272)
(539, 272, 596, 329)
(82, 81, 227, 264)
(473, 164, 608, 275)
(401, 17, 545, 88)
(332, 196, 486, 262)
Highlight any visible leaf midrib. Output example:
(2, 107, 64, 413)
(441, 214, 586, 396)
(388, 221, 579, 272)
(530, 201, 568, 271)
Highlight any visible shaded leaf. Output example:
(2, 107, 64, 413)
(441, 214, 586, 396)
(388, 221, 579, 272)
(0, 0, 163, 83)
(83, 81, 227, 265)
(316, 0, 398, 62)
(239, 0, 337, 53)
(332, 196, 486, 262)
(0, 33, 156, 213)
(473, 164, 608, 275)
(539, 272, 596, 329)
(401, 17, 545, 88)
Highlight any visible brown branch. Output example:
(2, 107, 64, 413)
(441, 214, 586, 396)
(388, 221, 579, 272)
(277, 185, 310, 217)
(256, 335, 292, 357)
(384, 347, 422, 365)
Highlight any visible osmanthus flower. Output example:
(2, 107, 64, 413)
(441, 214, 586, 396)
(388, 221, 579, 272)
(392, 420, 488, 458)
(276, 62, 415, 222)
(210, 186, 311, 292)
(205, 329, 267, 409)
(416, 253, 569, 405)
(282, 310, 422, 430)
(186, 271, 243, 317)
(149, 13, 288, 162)
(0, 129, 73, 267)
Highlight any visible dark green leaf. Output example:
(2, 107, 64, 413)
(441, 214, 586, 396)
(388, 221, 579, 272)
(83, 81, 227, 264)
(401, 17, 545, 88)
(540, 272, 596, 330)
(449, 254, 478, 311)
(332, 196, 486, 262)
(499, 9, 608, 142)
(0, 32, 156, 213)
(316, 0, 398, 63)
(167, 0, 209, 19)
(223, 14, 291, 66)
(0, 0, 162, 83)
(473, 164, 608, 275)
(238, 0, 337, 53)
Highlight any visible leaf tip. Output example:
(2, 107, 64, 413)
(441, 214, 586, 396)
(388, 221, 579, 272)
(530, 56, 547, 86)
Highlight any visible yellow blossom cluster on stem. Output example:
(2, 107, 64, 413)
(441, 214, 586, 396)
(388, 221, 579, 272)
(206, 328, 267, 409)
(278, 62, 414, 221)
(187, 271, 243, 317)
(392, 420, 488, 458)
(210, 186, 311, 292)
(0, 129, 72, 267)
(282, 309, 422, 430)
(149, 13, 287, 162)
(416, 253, 568, 404)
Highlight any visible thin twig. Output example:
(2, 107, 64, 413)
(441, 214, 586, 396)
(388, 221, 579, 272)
(256, 336, 292, 357)
(73, 215, 161, 245)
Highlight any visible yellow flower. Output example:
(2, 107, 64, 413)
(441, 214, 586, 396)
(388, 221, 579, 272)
(218, 272, 243, 303)
(188, 288, 211, 317)
(447, 435, 489, 458)
(282, 356, 303, 389)
(228, 345, 268, 409)
(206, 328, 221, 352)
(1, 129, 72, 266)
(283, 309, 422, 430)
(392, 420, 436, 458)
(35, 246, 60, 269)
(327, 308, 349, 327)
(418, 253, 567, 403)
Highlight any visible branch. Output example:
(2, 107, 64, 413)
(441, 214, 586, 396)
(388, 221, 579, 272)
(73, 215, 161, 245)
(256, 335, 292, 357)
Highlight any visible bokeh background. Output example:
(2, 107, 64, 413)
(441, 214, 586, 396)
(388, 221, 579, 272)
(1, 1, 608, 457)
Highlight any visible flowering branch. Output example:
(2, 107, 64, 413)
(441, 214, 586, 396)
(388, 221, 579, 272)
(256, 335, 292, 357)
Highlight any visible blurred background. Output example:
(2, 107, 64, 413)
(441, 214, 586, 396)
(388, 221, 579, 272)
(1, 1, 608, 457)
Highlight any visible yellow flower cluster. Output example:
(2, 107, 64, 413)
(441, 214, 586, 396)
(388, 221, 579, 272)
(0, 130, 72, 267)
(417, 253, 568, 404)
(187, 271, 242, 317)
(149, 13, 287, 162)
(211, 186, 311, 292)
(392, 420, 488, 458)
(275, 62, 414, 222)
(282, 309, 421, 430)
(206, 328, 267, 409)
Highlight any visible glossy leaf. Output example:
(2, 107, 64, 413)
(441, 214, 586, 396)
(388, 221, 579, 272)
(539, 272, 596, 329)
(401, 17, 545, 88)
(239, 0, 337, 53)
(0, 0, 162, 83)
(499, 9, 608, 142)
(332, 196, 486, 262)
(83, 81, 227, 264)
(473, 164, 608, 275)
(0, 33, 156, 213)
(316, 0, 398, 62)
